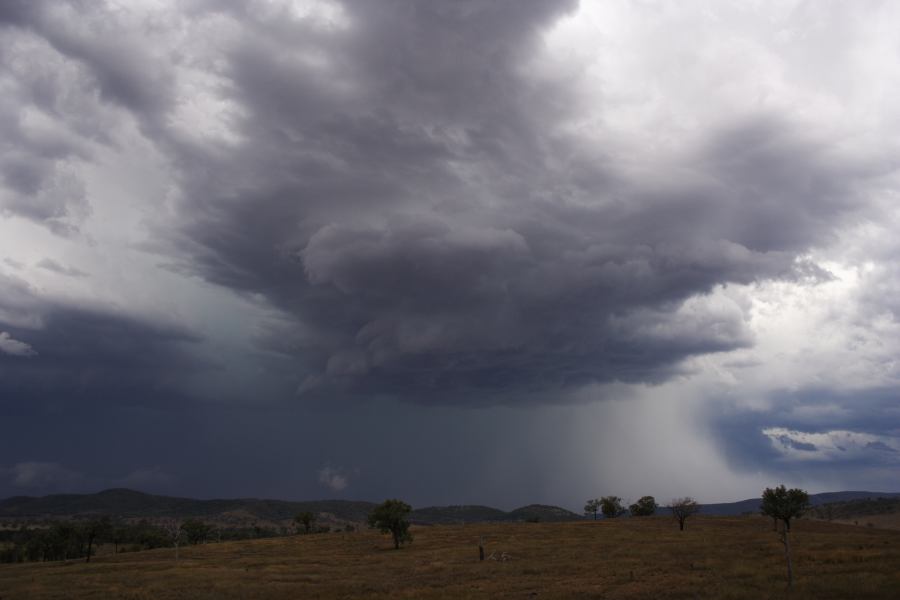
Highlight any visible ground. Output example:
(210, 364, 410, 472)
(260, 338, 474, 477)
(2, 516, 899, 599)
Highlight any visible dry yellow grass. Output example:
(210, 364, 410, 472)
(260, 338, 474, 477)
(2, 516, 899, 599)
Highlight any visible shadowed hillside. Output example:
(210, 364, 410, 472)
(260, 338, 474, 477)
(699, 491, 900, 516)
(0, 489, 581, 525)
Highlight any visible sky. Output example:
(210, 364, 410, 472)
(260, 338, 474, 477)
(1, 0, 900, 511)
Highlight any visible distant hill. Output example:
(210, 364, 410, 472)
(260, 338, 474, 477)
(6, 488, 895, 525)
(409, 505, 508, 524)
(0, 488, 376, 525)
(0, 489, 581, 525)
(506, 504, 582, 522)
(699, 491, 900, 516)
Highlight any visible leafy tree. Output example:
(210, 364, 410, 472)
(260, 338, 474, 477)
(368, 499, 413, 550)
(629, 496, 658, 517)
(295, 511, 316, 534)
(180, 519, 214, 545)
(761, 485, 810, 588)
(600, 496, 625, 519)
(669, 497, 700, 531)
(584, 498, 601, 520)
(761, 485, 809, 532)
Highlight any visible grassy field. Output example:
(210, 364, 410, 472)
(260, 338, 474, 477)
(2, 516, 899, 599)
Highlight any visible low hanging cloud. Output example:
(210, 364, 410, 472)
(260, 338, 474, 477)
(0, 331, 36, 356)
(5, 461, 83, 491)
(763, 428, 900, 464)
(317, 465, 351, 492)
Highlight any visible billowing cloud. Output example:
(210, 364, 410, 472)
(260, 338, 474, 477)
(1, 0, 899, 505)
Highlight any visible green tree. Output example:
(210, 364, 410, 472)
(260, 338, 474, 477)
(761, 485, 810, 588)
(368, 499, 413, 550)
(600, 496, 625, 519)
(761, 485, 809, 532)
(584, 498, 601, 520)
(180, 519, 213, 545)
(629, 496, 658, 517)
(295, 511, 316, 534)
(669, 497, 699, 531)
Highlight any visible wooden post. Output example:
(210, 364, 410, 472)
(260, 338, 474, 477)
(478, 536, 485, 561)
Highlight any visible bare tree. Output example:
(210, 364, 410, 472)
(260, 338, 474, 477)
(162, 519, 184, 561)
(669, 497, 700, 531)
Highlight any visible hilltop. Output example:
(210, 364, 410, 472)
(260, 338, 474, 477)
(0, 489, 581, 526)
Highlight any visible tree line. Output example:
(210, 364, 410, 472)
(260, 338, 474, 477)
(582, 495, 700, 529)
(0, 517, 287, 564)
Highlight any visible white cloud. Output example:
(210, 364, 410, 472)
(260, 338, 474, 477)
(317, 465, 351, 492)
(763, 427, 900, 463)
(0, 331, 37, 356)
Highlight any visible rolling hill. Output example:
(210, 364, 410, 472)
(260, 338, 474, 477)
(0, 488, 581, 525)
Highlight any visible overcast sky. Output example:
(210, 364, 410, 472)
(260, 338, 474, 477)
(2, 0, 900, 510)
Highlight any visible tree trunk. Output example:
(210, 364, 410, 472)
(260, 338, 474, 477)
(85, 534, 94, 563)
(679, 518, 685, 531)
(782, 530, 793, 588)
(393, 531, 400, 550)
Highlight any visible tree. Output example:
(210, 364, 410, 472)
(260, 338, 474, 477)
(584, 498, 601, 520)
(629, 496, 658, 517)
(669, 497, 699, 531)
(180, 519, 213, 545)
(368, 499, 413, 550)
(761, 485, 809, 533)
(81, 517, 111, 563)
(163, 519, 184, 561)
(295, 511, 316, 534)
(761, 485, 810, 588)
(600, 496, 625, 519)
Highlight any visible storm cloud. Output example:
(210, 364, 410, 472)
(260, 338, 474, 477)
(2, 0, 900, 504)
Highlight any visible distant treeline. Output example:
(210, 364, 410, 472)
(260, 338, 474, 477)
(0, 518, 288, 564)
(810, 497, 900, 521)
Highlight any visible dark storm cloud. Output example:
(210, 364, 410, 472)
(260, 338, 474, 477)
(119, 1, 888, 404)
(0, 273, 205, 415)
(3, 0, 894, 410)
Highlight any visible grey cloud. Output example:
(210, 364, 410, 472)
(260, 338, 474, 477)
(0, 331, 37, 357)
(114, 466, 175, 490)
(5, 461, 84, 491)
(3, 1, 895, 409)
(126, 2, 888, 406)
(0, 272, 206, 414)
(36, 257, 88, 278)
(0, 24, 98, 234)
(711, 387, 900, 473)
(866, 441, 898, 454)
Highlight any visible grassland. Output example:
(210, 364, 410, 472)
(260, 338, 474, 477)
(2, 516, 899, 599)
